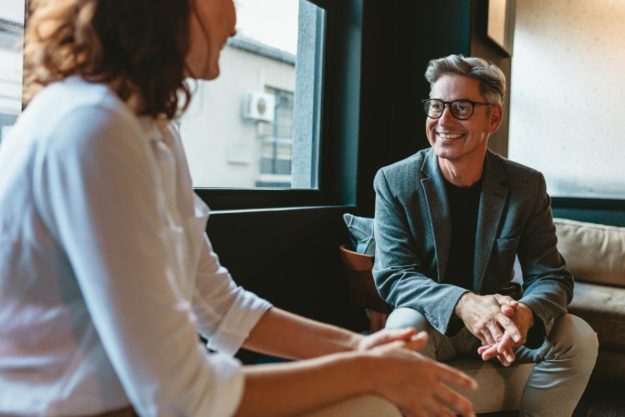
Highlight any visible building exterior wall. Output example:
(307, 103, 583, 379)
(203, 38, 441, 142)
(179, 43, 296, 188)
(0, 17, 23, 144)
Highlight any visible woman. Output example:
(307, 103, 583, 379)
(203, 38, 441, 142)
(0, 1, 477, 416)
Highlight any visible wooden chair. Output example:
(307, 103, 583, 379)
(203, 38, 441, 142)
(338, 244, 390, 333)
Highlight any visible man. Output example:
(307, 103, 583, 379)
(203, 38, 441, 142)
(372, 54, 598, 416)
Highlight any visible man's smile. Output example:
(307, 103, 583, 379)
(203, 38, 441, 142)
(437, 132, 465, 140)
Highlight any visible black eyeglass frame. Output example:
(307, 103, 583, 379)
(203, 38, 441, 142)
(421, 98, 493, 120)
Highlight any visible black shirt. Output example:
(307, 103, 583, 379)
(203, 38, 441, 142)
(444, 178, 482, 290)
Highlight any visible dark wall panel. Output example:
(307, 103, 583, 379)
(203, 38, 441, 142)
(356, 0, 473, 216)
(207, 207, 366, 330)
(552, 198, 625, 227)
(470, 0, 513, 157)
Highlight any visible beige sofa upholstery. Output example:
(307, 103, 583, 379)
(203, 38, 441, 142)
(554, 218, 625, 381)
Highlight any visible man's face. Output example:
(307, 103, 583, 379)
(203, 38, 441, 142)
(425, 74, 502, 165)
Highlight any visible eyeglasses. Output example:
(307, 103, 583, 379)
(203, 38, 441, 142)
(422, 98, 492, 120)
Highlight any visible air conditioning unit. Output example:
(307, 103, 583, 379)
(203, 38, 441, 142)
(241, 92, 275, 123)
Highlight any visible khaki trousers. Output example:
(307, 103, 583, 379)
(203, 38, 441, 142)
(298, 395, 400, 417)
(91, 395, 400, 417)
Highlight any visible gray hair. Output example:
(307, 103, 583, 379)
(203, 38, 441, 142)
(425, 54, 506, 104)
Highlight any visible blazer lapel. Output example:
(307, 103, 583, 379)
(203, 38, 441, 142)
(473, 152, 509, 292)
(420, 150, 451, 281)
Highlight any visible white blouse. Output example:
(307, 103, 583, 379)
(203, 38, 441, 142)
(0, 77, 271, 417)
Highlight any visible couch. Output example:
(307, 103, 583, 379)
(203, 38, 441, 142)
(340, 214, 625, 413)
(553, 217, 625, 382)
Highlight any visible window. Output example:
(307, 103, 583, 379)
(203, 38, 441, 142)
(0, 1, 24, 145)
(179, 0, 325, 190)
(257, 87, 294, 187)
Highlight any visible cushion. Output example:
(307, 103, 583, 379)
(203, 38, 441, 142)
(343, 214, 375, 255)
(554, 218, 625, 287)
(568, 282, 625, 351)
(569, 281, 625, 351)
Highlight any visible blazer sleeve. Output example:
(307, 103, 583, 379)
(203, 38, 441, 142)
(518, 172, 573, 342)
(372, 169, 468, 335)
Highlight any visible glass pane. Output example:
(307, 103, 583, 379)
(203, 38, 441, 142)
(179, 0, 324, 189)
(0, 1, 24, 145)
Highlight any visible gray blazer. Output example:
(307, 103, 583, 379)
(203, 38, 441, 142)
(373, 148, 573, 341)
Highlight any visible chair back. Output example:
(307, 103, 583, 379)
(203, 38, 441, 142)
(339, 245, 391, 314)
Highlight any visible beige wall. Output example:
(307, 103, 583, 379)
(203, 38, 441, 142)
(508, 0, 625, 198)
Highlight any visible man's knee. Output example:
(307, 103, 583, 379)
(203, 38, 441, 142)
(385, 308, 437, 359)
(549, 314, 598, 368)
(385, 308, 428, 332)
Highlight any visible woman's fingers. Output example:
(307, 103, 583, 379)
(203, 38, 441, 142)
(404, 331, 429, 350)
(433, 362, 478, 391)
(359, 327, 418, 350)
(433, 383, 477, 417)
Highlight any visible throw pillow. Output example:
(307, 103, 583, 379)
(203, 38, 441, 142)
(343, 213, 375, 255)
(554, 218, 625, 287)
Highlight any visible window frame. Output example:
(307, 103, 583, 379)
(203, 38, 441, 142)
(194, 0, 362, 211)
(0, 4, 25, 145)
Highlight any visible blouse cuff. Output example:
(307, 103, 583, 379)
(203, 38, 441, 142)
(207, 290, 272, 355)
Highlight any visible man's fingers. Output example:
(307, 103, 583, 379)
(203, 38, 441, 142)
(500, 304, 515, 317)
(496, 333, 514, 353)
(479, 327, 496, 345)
(496, 353, 511, 367)
(494, 294, 517, 307)
(477, 344, 494, 355)
(479, 334, 516, 365)
(486, 321, 504, 342)
(480, 346, 510, 366)
(496, 333, 516, 362)
(495, 313, 521, 343)
(479, 344, 498, 361)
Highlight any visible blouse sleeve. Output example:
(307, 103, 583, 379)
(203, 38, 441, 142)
(191, 233, 272, 355)
(35, 102, 246, 417)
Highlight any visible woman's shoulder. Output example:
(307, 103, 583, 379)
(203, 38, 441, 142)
(16, 78, 146, 151)
(28, 77, 136, 128)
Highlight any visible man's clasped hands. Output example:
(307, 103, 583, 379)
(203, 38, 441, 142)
(455, 292, 535, 366)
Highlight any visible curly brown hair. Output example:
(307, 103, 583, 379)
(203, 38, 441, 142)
(23, 0, 193, 119)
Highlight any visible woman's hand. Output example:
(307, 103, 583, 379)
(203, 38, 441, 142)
(367, 338, 477, 417)
(356, 327, 427, 351)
